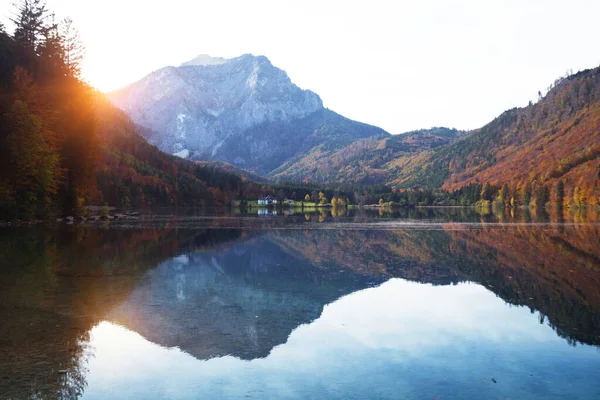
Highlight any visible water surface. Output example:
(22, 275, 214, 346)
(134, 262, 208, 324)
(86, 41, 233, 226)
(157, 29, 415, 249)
(1, 209, 599, 399)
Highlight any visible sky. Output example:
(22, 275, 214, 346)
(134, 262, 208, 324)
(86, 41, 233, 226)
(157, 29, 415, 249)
(2, 0, 600, 134)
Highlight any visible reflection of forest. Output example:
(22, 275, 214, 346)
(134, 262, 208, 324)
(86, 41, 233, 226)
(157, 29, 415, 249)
(272, 223, 600, 345)
(259, 205, 599, 225)
(1, 217, 599, 398)
(445, 225, 600, 345)
(0, 227, 244, 399)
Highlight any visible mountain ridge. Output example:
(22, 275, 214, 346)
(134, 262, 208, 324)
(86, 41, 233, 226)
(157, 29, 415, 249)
(108, 50, 599, 207)
(384, 66, 600, 205)
(180, 54, 228, 67)
(107, 53, 389, 175)
(271, 127, 467, 184)
(272, 66, 600, 207)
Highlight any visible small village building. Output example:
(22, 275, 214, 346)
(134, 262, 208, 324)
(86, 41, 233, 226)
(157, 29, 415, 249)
(258, 195, 276, 205)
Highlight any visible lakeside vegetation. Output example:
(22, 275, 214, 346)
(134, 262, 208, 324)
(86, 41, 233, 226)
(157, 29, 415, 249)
(237, 179, 598, 214)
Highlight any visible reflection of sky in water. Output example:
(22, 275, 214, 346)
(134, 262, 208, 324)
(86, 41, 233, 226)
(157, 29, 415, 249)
(83, 279, 600, 399)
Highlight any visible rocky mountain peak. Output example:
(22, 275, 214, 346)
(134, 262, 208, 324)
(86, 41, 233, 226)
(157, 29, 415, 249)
(180, 54, 228, 67)
(107, 54, 385, 174)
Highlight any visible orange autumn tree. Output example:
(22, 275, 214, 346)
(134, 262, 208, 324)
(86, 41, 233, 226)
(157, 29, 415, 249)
(0, 0, 99, 218)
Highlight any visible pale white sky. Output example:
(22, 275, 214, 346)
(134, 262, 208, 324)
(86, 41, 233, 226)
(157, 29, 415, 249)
(2, 0, 600, 133)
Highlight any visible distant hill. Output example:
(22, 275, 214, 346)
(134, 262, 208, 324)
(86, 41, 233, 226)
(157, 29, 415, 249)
(107, 54, 388, 175)
(387, 66, 600, 206)
(271, 127, 466, 184)
(193, 160, 270, 184)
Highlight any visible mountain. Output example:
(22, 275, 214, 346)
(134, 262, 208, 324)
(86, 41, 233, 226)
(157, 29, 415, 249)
(107, 49, 599, 207)
(274, 66, 600, 207)
(386, 66, 600, 206)
(180, 54, 227, 67)
(2, 23, 283, 217)
(107, 54, 388, 175)
(396, 68, 600, 187)
(95, 96, 272, 209)
(271, 127, 466, 184)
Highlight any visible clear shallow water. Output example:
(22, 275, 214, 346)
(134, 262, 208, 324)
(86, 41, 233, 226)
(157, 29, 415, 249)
(1, 209, 600, 399)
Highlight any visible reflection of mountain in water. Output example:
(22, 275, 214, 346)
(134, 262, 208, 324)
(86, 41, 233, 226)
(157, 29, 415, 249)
(108, 224, 600, 363)
(1, 220, 600, 398)
(110, 235, 386, 360)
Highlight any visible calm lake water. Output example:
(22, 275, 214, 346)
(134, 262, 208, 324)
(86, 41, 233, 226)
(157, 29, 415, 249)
(1, 208, 600, 399)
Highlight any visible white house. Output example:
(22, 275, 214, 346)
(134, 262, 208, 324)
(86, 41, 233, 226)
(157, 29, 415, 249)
(258, 195, 276, 205)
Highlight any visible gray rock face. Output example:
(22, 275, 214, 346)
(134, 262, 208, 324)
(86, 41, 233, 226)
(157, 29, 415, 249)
(108, 54, 323, 158)
(108, 54, 387, 175)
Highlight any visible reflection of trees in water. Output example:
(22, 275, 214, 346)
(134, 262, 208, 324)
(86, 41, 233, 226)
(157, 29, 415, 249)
(236, 203, 598, 226)
(55, 331, 92, 400)
(270, 224, 600, 346)
(1, 214, 599, 397)
(0, 307, 92, 400)
(289, 205, 598, 225)
(0, 226, 243, 399)
(445, 225, 600, 346)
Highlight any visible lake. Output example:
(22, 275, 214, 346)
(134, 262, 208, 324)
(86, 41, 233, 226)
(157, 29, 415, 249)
(1, 208, 600, 399)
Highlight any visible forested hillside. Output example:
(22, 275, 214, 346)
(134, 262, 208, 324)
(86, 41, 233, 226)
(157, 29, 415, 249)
(94, 98, 258, 209)
(391, 67, 600, 207)
(271, 127, 465, 184)
(218, 108, 389, 175)
(274, 67, 600, 208)
(0, 1, 266, 219)
(0, 2, 99, 219)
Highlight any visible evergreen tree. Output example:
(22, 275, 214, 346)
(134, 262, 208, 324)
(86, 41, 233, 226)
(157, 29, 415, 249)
(3, 99, 59, 219)
(52, 81, 99, 213)
(37, 14, 67, 78)
(480, 182, 493, 202)
(520, 182, 531, 207)
(60, 17, 84, 77)
(534, 184, 549, 209)
(555, 180, 565, 208)
(11, 0, 48, 53)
